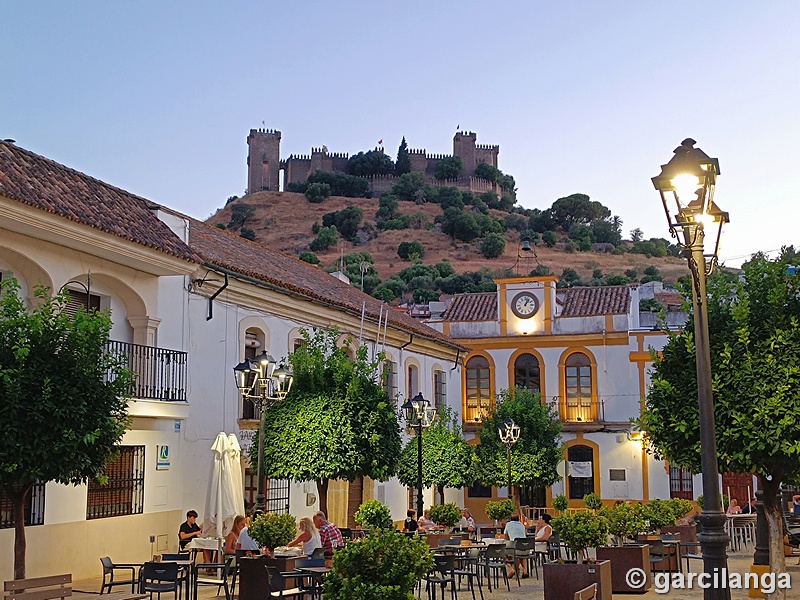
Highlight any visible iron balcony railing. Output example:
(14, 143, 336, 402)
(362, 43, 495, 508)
(548, 397, 605, 424)
(106, 340, 187, 401)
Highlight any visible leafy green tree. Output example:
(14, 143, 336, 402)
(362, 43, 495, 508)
(630, 228, 644, 242)
(637, 250, 800, 573)
(433, 156, 464, 180)
(475, 387, 562, 504)
(391, 172, 427, 201)
(480, 233, 506, 258)
(549, 194, 611, 229)
(375, 194, 399, 221)
(347, 150, 394, 177)
(395, 137, 412, 176)
(529, 209, 557, 233)
(307, 170, 370, 198)
(397, 408, 476, 502)
(305, 182, 332, 203)
(591, 218, 622, 245)
(299, 251, 320, 265)
(372, 287, 395, 302)
(256, 329, 401, 517)
(474, 163, 500, 183)
(413, 288, 440, 303)
(0, 279, 134, 578)
(309, 226, 339, 252)
(436, 187, 464, 210)
(557, 268, 582, 288)
(541, 230, 557, 247)
(631, 238, 669, 257)
(397, 241, 425, 261)
(322, 206, 364, 239)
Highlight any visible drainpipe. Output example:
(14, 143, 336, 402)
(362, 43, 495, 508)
(206, 272, 229, 320)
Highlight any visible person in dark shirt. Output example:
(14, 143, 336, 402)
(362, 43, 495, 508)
(404, 509, 418, 532)
(179, 509, 202, 550)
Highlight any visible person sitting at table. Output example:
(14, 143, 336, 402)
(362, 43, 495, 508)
(727, 498, 742, 515)
(741, 497, 757, 514)
(179, 510, 202, 550)
(459, 508, 476, 532)
(418, 509, 435, 532)
(237, 516, 261, 554)
(313, 511, 344, 559)
(225, 515, 247, 555)
(793, 495, 800, 518)
(404, 509, 419, 532)
(534, 513, 553, 553)
(288, 517, 322, 556)
(503, 513, 528, 579)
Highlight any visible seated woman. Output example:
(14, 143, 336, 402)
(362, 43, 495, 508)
(534, 513, 553, 553)
(225, 515, 247, 555)
(727, 499, 742, 515)
(404, 509, 419, 532)
(417, 509, 435, 532)
(288, 516, 322, 556)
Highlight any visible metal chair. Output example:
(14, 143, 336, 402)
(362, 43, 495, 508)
(482, 544, 510, 593)
(294, 559, 326, 600)
(141, 561, 182, 600)
(424, 554, 456, 600)
(265, 565, 308, 599)
(452, 547, 483, 600)
(193, 557, 232, 600)
(100, 556, 139, 593)
(505, 537, 537, 584)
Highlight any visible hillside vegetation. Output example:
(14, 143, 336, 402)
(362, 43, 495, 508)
(206, 189, 690, 303)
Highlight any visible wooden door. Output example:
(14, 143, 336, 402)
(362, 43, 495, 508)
(722, 473, 754, 508)
(347, 476, 363, 529)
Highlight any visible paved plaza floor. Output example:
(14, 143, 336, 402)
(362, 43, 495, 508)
(71, 549, 799, 599)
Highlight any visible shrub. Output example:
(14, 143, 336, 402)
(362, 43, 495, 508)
(583, 492, 603, 510)
(668, 498, 694, 521)
(240, 228, 256, 241)
(248, 512, 297, 550)
(429, 503, 462, 528)
(323, 529, 433, 600)
(309, 226, 339, 252)
(642, 499, 676, 531)
(552, 494, 568, 514)
(480, 233, 506, 258)
(542, 230, 558, 247)
(551, 511, 609, 562)
(215, 223, 226, 229)
(434, 156, 464, 180)
(599, 503, 647, 545)
(354, 499, 393, 530)
(397, 241, 425, 260)
(485, 499, 515, 522)
(305, 182, 332, 203)
(299, 252, 320, 265)
(229, 203, 255, 229)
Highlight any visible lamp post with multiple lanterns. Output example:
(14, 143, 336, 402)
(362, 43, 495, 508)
(402, 393, 437, 519)
(233, 351, 293, 513)
(652, 139, 730, 599)
(498, 418, 521, 502)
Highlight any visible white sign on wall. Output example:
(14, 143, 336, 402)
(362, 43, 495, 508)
(156, 445, 170, 470)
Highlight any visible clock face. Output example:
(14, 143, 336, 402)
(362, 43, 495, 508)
(511, 292, 540, 319)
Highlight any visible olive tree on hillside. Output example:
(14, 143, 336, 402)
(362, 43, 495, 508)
(637, 250, 800, 576)
(0, 278, 133, 579)
(255, 329, 401, 516)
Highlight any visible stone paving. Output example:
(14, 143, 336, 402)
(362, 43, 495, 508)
(71, 549, 800, 600)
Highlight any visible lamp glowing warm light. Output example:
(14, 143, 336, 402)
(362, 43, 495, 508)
(671, 173, 702, 200)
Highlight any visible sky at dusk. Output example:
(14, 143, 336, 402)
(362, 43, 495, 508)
(2, 2, 798, 267)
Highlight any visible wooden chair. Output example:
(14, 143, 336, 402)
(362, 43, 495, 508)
(100, 557, 139, 593)
(574, 582, 597, 600)
(4, 575, 72, 600)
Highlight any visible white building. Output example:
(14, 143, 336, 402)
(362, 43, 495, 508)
(425, 275, 690, 518)
(0, 141, 465, 580)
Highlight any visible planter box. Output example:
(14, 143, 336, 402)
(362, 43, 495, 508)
(238, 555, 306, 600)
(663, 524, 698, 543)
(596, 544, 651, 593)
(543, 560, 612, 600)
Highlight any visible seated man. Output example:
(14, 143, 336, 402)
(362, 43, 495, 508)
(179, 510, 202, 550)
(503, 512, 528, 578)
(459, 508, 476, 532)
(313, 511, 344, 558)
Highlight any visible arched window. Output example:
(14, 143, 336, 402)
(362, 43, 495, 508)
(465, 356, 491, 422)
(407, 364, 419, 398)
(514, 353, 541, 395)
(567, 445, 595, 499)
(242, 328, 266, 420)
(564, 352, 594, 421)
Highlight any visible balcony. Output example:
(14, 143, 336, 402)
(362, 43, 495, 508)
(549, 397, 605, 430)
(105, 340, 187, 402)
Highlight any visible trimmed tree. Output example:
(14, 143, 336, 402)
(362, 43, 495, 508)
(254, 329, 401, 517)
(475, 387, 562, 504)
(395, 137, 411, 176)
(397, 407, 476, 503)
(637, 249, 800, 577)
(0, 279, 134, 579)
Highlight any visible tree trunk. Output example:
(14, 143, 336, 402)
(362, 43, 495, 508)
(316, 479, 329, 518)
(761, 476, 786, 600)
(12, 485, 31, 580)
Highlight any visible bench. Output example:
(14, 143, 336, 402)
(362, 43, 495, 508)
(4, 574, 71, 600)
(574, 582, 597, 600)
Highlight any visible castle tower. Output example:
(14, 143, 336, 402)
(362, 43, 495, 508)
(247, 128, 281, 192)
(453, 131, 477, 174)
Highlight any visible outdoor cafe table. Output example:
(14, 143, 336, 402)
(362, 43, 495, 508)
(186, 537, 223, 561)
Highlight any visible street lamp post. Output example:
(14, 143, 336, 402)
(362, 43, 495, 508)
(402, 393, 436, 519)
(652, 139, 730, 600)
(233, 351, 293, 512)
(498, 418, 521, 502)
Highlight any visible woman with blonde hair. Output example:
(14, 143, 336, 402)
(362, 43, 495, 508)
(288, 516, 322, 555)
(225, 515, 247, 555)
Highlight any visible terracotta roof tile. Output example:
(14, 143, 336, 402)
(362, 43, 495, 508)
(186, 218, 468, 352)
(0, 141, 200, 263)
(561, 285, 631, 317)
(439, 292, 497, 322)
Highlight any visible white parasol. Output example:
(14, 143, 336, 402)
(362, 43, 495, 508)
(203, 432, 238, 539)
(227, 433, 246, 518)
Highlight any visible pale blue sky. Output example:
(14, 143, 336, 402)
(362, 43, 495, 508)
(3, 2, 798, 266)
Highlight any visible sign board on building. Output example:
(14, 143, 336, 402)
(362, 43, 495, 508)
(156, 445, 170, 470)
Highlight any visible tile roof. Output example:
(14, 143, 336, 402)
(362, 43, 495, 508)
(0, 141, 201, 263)
(185, 217, 468, 352)
(439, 292, 497, 322)
(560, 285, 631, 317)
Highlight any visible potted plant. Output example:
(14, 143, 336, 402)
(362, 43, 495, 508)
(485, 498, 515, 528)
(583, 492, 603, 512)
(324, 528, 433, 599)
(429, 503, 462, 532)
(354, 499, 393, 530)
(544, 511, 612, 600)
(553, 493, 568, 515)
(637, 500, 681, 572)
(596, 503, 651, 593)
(248, 512, 297, 552)
(662, 498, 698, 542)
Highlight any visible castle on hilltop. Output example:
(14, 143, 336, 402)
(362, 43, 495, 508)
(246, 128, 500, 195)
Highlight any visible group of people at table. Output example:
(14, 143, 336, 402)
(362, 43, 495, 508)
(403, 507, 553, 580)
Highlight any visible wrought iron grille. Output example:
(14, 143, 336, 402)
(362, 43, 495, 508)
(0, 482, 45, 529)
(105, 340, 187, 401)
(86, 446, 145, 519)
(265, 479, 290, 514)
